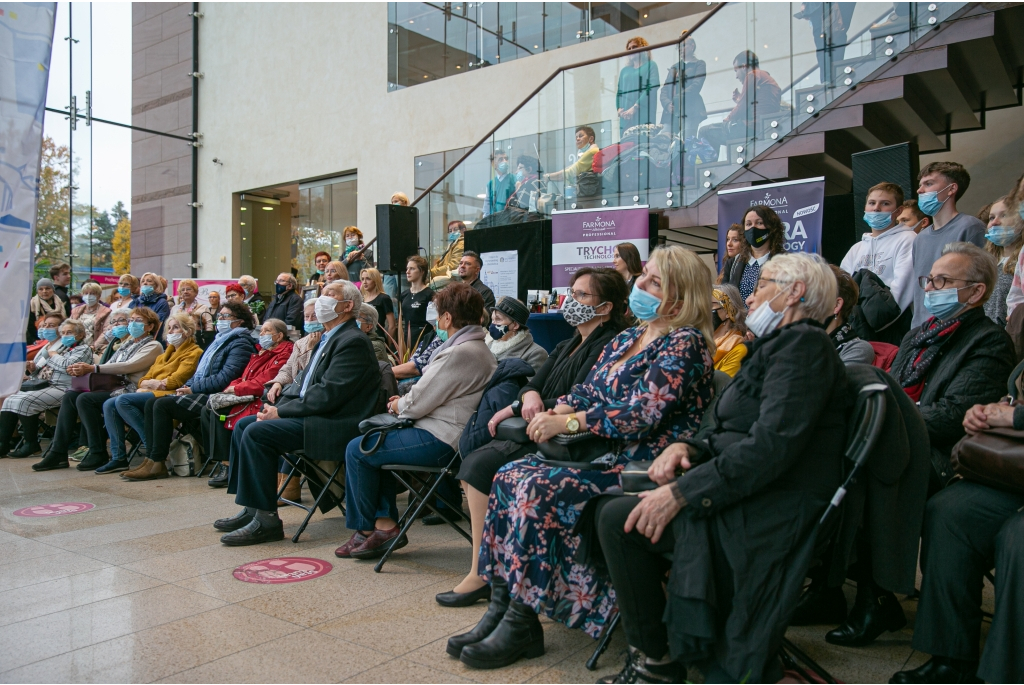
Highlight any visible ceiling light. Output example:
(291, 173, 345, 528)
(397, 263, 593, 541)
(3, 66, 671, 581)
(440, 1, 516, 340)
(240, 207, 246, 211)
(476, 194, 486, 199)
(240, 222, 246, 226)
(534, 45, 539, 48)
(643, 13, 648, 17)
(456, 65, 461, 69)
(423, 74, 429, 78)
(262, 206, 273, 210)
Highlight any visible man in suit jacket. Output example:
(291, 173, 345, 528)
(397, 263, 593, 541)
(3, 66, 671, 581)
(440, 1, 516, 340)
(216, 280, 381, 545)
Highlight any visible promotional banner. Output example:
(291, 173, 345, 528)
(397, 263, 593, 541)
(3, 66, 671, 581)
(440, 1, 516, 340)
(0, 4, 57, 395)
(716, 177, 825, 268)
(480, 250, 518, 302)
(550, 206, 649, 288)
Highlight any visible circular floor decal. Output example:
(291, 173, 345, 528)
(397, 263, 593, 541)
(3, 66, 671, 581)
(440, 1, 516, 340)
(233, 557, 332, 584)
(12, 502, 95, 517)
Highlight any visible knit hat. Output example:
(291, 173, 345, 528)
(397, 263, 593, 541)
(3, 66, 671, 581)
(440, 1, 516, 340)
(491, 296, 530, 328)
(36, 277, 54, 290)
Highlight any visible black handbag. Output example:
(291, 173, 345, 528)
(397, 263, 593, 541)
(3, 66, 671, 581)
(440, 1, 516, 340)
(358, 413, 414, 455)
(494, 416, 617, 471)
(20, 378, 50, 392)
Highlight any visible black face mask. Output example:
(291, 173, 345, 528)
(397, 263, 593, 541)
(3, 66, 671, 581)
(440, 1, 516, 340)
(712, 310, 723, 330)
(745, 225, 770, 249)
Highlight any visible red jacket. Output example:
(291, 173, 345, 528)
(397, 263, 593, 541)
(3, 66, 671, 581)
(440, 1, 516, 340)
(222, 340, 294, 429)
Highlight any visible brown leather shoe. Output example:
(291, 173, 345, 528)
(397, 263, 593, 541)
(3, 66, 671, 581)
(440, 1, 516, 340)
(349, 525, 408, 560)
(277, 474, 301, 507)
(122, 459, 168, 481)
(121, 458, 154, 480)
(334, 531, 367, 558)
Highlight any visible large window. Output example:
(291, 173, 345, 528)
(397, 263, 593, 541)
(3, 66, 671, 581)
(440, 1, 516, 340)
(388, 2, 709, 90)
(294, 175, 359, 277)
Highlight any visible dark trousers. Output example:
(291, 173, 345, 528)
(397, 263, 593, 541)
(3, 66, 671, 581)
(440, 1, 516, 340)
(49, 390, 112, 457)
(595, 495, 675, 659)
(230, 416, 305, 512)
(147, 395, 203, 462)
(914, 480, 1024, 680)
(200, 405, 233, 464)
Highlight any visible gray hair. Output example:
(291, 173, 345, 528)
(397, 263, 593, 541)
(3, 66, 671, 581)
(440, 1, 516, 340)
(323, 280, 363, 310)
(261, 317, 288, 336)
(59, 318, 87, 340)
(238, 275, 257, 289)
(278, 272, 297, 289)
(762, 252, 837, 323)
(303, 298, 316, 311)
(941, 241, 997, 305)
(359, 303, 379, 329)
(111, 307, 133, 320)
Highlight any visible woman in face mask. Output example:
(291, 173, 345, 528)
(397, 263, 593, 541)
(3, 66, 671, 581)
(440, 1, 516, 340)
(308, 251, 331, 287)
(484, 297, 548, 373)
(110, 274, 138, 310)
(69, 282, 111, 351)
(118, 302, 257, 482)
(710, 285, 749, 376)
(201, 318, 294, 489)
(589, 252, 849, 685)
(132, 272, 171, 329)
(449, 247, 715, 670)
(436, 268, 629, 608)
(27, 277, 67, 346)
(0, 316, 94, 460)
(721, 206, 786, 302)
(980, 196, 1021, 325)
(341, 226, 373, 282)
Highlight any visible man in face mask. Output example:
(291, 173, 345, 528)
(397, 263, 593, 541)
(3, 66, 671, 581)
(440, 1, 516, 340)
(910, 162, 987, 328)
(264, 272, 304, 333)
(215, 280, 381, 546)
(890, 242, 1014, 491)
(484, 151, 516, 217)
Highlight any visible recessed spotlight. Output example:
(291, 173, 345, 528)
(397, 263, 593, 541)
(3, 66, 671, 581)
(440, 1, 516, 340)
(534, 45, 538, 49)
(240, 207, 246, 211)
(262, 206, 273, 210)
(643, 13, 648, 18)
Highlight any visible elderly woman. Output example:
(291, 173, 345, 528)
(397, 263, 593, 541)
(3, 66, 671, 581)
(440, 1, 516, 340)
(31, 308, 164, 472)
(0, 316, 93, 459)
(826, 265, 876, 365)
(132, 272, 171, 323)
(335, 282, 497, 560)
(592, 253, 848, 684)
(358, 304, 391, 363)
(721, 206, 786, 302)
(26, 278, 67, 344)
(308, 251, 332, 287)
(95, 312, 205, 474)
(450, 246, 715, 670)
(119, 301, 257, 482)
(204, 318, 294, 488)
(437, 267, 629, 608)
(360, 267, 396, 345)
(710, 285, 747, 376)
(70, 281, 110, 348)
(485, 297, 548, 372)
(171, 278, 214, 335)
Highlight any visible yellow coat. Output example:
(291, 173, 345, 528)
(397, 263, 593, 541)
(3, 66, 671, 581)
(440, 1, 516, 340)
(713, 331, 748, 377)
(138, 338, 204, 397)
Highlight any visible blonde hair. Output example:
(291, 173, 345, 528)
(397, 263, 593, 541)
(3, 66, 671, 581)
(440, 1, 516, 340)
(168, 311, 197, 338)
(325, 261, 346, 280)
(141, 272, 166, 293)
(762, 253, 837, 322)
(360, 267, 384, 295)
(80, 282, 102, 296)
(649, 245, 716, 356)
(178, 278, 199, 293)
(391, 192, 410, 206)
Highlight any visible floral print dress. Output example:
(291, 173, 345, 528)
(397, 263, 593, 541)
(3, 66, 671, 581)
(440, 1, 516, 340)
(479, 325, 714, 637)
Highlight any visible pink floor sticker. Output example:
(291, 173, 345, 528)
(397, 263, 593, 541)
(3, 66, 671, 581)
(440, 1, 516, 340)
(12, 502, 95, 517)
(233, 557, 333, 584)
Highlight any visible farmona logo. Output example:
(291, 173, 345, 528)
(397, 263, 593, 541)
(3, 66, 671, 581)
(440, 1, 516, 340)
(751, 191, 788, 209)
(582, 216, 617, 230)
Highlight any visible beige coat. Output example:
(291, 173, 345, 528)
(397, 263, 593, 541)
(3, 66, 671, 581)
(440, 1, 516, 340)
(270, 333, 317, 387)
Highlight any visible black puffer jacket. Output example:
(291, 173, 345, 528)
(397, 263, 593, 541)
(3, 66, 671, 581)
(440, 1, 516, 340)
(890, 307, 1015, 483)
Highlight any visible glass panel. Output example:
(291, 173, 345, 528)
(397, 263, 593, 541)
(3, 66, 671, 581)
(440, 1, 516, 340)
(330, 178, 358, 242)
(239, 200, 253, 276)
(89, 1, 132, 123)
(37, 110, 72, 284)
(46, 3, 70, 111)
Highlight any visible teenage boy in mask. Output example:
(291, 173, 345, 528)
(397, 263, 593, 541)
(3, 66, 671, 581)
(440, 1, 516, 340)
(910, 162, 987, 327)
(483, 151, 516, 217)
(840, 182, 917, 318)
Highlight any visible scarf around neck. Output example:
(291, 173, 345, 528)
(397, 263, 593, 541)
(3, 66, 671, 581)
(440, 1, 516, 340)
(896, 314, 966, 393)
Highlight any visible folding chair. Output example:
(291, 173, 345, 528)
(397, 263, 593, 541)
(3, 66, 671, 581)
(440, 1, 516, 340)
(277, 449, 347, 543)
(374, 450, 472, 573)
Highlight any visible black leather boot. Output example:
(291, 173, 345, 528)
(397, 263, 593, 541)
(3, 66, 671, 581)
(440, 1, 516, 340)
(790, 583, 847, 626)
(446, 577, 509, 658)
(826, 579, 906, 647)
(889, 656, 980, 684)
(459, 599, 544, 669)
(32, 450, 69, 471)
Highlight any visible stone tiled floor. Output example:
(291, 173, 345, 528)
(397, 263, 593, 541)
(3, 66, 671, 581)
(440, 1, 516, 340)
(0, 456, 990, 683)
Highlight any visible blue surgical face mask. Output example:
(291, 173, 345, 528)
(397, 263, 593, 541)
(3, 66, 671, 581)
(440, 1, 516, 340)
(497, 161, 509, 174)
(986, 225, 1016, 247)
(259, 334, 275, 349)
(449, 231, 461, 242)
(117, 286, 131, 297)
(436, 328, 449, 343)
(917, 184, 952, 217)
(304, 321, 324, 334)
(61, 335, 77, 348)
(216, 319, 233, 335)
(127, 321, 146, 338)
(1019, 203, 1024, 222)
(863, 211, 893, 230)
(140, 285, 155, 296)
(112, 324, 130, 339)
(515, 170, 525, 183)
(923, 286, 968, 321)
(39, 328, 58, 342)
(628, 285, 662, 322)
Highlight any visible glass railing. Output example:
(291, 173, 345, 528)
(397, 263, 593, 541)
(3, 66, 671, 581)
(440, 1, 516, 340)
(414, 2, 967, 264)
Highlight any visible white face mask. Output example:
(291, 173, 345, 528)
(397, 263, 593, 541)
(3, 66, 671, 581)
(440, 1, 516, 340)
(166, 333, 183, 347)
(314, 295, 341, 323)
(82, 294, 98, 306)
(746, 288, 788, 338)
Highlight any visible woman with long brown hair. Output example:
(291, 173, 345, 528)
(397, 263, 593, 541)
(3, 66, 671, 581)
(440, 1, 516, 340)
(720, 206, 786, 301)
(716, 223, 751, 284)
(613, 242, 643, 291)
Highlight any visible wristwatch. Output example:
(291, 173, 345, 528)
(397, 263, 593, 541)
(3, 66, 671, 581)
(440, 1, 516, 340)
(565, 414, 580, 433)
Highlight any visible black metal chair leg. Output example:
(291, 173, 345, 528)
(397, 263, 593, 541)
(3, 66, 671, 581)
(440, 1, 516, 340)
(586, 613, 620, 670)
(374, 468, 451, 573)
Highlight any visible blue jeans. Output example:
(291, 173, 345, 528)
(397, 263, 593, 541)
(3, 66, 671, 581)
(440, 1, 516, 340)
(344, 427, 453, 531)
(106, 392, 153, 461)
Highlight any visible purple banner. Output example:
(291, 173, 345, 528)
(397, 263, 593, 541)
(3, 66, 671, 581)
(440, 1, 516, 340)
(551, 206, 649, 288)
(716, 178, 825, 269)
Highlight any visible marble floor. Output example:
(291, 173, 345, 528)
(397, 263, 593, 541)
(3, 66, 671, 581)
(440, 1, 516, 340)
(0, 455, 990, 683)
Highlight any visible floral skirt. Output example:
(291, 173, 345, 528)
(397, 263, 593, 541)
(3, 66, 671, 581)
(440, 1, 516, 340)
(478, 455, 626, 638)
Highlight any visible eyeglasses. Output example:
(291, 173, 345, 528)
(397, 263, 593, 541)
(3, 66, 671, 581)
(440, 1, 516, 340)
(217, 315, 238, 321)
(109, 319, 129, 326)
(129, 318, 146, 323)
(567, 288, 596, 301)
(918, 275, 976, 290)
(754, 278, 783, 293)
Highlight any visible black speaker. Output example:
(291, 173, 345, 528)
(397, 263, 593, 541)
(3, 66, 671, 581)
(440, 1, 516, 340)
(851, 142, 918, 224)
(464, 220, 552, 304)
(375, 205, 419, 273)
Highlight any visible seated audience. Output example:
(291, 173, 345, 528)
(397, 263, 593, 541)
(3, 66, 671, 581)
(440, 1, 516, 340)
(132, 272, 171, 323)
(238, 275, 265, 322)
(999, 173, 1024, 318)
(336, 282, 496, 560)
(264, 272, 304, 332)
(266, 300, 321, 404)
(308, 250, 331, 287)
(207, 289, 222, 314)
(26, 277, 66, 345)
(360, 267, 397, 344)
(827, 265, 877, 364)
(593, 252, 847, 684)
(100, 312, 204, 474)
(450, 246, 715, 670)
(485, 296, 548, 372)
(110, 274, 139, 311)
(0, 316, 93, 459)
(31, 308, 163, 472)
(720, 206, 785, 302)
(170, 278, 214, 338)
(710, 285, 747, 376)
(119, 302, 257, 482)
(436, 267, 628, 607)
(323, 260, 346, 286)
(216, 281, 380, 545)
(204, 318, 293, 488)
(69, 281, 110, 347)
(543, 126, 599, 188)
(358, 304, 391, 363)
(716, 224, 750, 286)
(431, 221, 466, 280)
(980, 196, 1020, 325)
(890, 242, 1015, 490)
